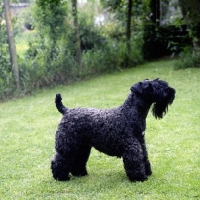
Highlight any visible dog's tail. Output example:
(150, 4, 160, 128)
(55, 94, 68, 115)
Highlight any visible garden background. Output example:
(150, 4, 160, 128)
(0, 0, 200, 100)
(0, 0, 200, 199)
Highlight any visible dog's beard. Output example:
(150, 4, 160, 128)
(152, 102, 169, 119)
(151, 86, 175, 119)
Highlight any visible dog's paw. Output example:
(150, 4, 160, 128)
(128, 174, 148, 182)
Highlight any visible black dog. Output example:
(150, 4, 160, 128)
(51, 79, 175, 182)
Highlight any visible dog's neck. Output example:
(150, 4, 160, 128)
(123, 92, 152, 119)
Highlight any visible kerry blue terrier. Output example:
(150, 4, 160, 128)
(51, 78, 175, 182)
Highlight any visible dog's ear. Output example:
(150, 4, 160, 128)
(147, 82, 152, 89)
(131, 82, 142, 94)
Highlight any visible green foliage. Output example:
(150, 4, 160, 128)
(175, 47, 200, 69)
(78, 1, 104, 52)
(0, 0, 145, 100)
(35, 0, 66, 42)
(0, 6, 15, 99)
(0, 23, 12, 79)
(17, 0, 144, 90)
(143, 25, 192, 60)
(17, 1, 75, 91)
(81, 39, 126, 76)
(81, 33, 144, 77)
(0, 60, 200, 199)
(77, 1, 144, 76)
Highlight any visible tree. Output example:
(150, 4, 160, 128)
(36, 0, 82, 69)
(178, 0, 200, 56)
(36, 0, 66, 57)
(4, 0, 19, 88)
(71, 0, 82, 69)
(126, 0, 133, 66)
(126, 0, 142, 66)
(101, 0, 141, 67)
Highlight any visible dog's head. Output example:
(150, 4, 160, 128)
(131, 79, 176, 119)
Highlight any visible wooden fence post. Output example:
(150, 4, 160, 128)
(71, 0, 82, 70)
(4, 0, 19, 89)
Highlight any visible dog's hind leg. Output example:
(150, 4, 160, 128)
(51, 152, 72, 181)
(51, 135, 80, 181)
(70, 144, 92, 177)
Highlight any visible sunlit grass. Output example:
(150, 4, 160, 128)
(0, 60, 199, 199)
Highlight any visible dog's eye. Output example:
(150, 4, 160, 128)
(165, 88, 169, 92)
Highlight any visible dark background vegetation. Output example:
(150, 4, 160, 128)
(0, 0, 200, 100)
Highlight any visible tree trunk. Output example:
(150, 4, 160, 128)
(126, 0, 133, 67)
(71, 0, 82, 69)
(179, 0, 200, 56)
(193, 22, 200, 57)
(4, 0, 19, 88)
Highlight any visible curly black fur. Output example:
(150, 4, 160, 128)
(51, 79, 175, 182)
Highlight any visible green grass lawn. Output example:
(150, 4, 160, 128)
(0, 60, 199, 199)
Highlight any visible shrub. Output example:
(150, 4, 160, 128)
(175, 47, 200, 69)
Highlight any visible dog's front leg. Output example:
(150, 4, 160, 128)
(122, 139, 147, 182)
(140, 135, 152, 176)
